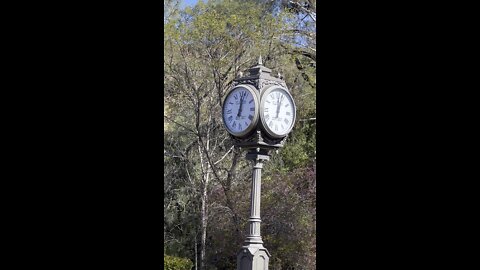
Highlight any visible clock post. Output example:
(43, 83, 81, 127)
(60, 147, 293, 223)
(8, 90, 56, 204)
(223, 57, 296, 270)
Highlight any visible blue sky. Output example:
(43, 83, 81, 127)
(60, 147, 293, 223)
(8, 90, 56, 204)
(180, 0, 200, 9)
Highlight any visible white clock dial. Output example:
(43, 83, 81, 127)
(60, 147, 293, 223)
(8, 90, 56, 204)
(260, 87, 296, 138)
(222, 85, 259, 137)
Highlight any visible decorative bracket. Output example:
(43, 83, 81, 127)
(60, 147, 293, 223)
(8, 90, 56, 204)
(232, 130, 288, 150)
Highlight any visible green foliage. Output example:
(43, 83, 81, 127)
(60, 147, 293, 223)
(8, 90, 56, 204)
(280, 121, 316, 170)
(262, 164, 316, 269)
(164, 255, 194, 270)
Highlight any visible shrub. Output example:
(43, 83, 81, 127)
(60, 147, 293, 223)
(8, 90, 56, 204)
(164, 254, 193, 270)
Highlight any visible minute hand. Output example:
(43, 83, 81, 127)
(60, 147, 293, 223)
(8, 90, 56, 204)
(237, 94, 244, 117)
(238, 98, 243, 116)
(276, 95, 283, 118)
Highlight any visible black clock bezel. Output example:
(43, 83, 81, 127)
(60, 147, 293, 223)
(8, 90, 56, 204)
(222, 84, 260, 138)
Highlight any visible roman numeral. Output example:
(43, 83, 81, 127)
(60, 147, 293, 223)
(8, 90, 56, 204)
(233, 121, 236, 128)
(284, 118, 289, 124)
(286, 111, 291, 116)
(244, 122, 248, 126)
(248, 115, 253, 121)
(249, 99, 253, 104)
(239, 123, 242, 130)
(234, 94, 238, 100)
(250, 107, 254, 111)
(228, 116, 233, 122)
(285, 103, 289, 107)
(264, 108, 269, 112)
(265, 114, 270, 121)
(269, 121, 273, 127)
(226, 109, 232, 114)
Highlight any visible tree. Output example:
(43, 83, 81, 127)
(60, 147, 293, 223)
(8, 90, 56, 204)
(164, 0, 180, 23)
(281, 0, 316, 63)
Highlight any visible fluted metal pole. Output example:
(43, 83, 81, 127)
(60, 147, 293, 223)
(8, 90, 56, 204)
(237, 148, 270, 270)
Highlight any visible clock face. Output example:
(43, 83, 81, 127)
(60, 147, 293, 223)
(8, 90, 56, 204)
(222, 85, 259, 137)
(260, 87, 296, 138)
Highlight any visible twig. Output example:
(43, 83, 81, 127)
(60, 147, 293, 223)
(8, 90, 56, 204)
(299, 117, 316, 122)
(164, 115, 198, 135)
(214, 146, 235, 165)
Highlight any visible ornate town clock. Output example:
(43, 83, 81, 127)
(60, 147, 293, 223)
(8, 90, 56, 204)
(222, 57, 297, 270)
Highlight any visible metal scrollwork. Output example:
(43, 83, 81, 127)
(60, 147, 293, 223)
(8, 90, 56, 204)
(259, 79, 287, 91)
(233, 79, 258, 89)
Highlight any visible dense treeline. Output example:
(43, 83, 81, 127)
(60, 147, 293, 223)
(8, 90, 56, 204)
(164, 1, 316, 269)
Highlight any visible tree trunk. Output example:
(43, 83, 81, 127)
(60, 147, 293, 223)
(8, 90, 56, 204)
(198, 137, 210, 270)
(221, 149, 242, 239)
(195, 232, 198, 270)
(200, 180, 208, 270)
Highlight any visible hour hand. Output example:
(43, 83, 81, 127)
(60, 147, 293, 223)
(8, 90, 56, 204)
(237, 97, 243, 117)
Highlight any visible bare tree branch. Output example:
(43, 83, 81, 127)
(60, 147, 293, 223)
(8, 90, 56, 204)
(164, 115, 198, 135)
(214, 145, 234, 165)
(299, 117, 316, 122)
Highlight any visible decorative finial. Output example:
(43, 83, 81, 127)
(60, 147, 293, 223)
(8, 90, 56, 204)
(258, 55, 263, 65)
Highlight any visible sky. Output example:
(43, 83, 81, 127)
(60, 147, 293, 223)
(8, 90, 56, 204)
(180, 0, 200, 9)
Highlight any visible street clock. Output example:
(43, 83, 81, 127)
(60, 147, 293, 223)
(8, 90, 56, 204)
(222, 57, 298, 270)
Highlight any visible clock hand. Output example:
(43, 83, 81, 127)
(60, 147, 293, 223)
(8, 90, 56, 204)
(241, 92, 248, 115)
(237, 94, 244, 117)
(276, 96, 281, 118)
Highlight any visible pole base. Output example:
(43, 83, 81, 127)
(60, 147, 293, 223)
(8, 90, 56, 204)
(237, 244, 270, 270)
